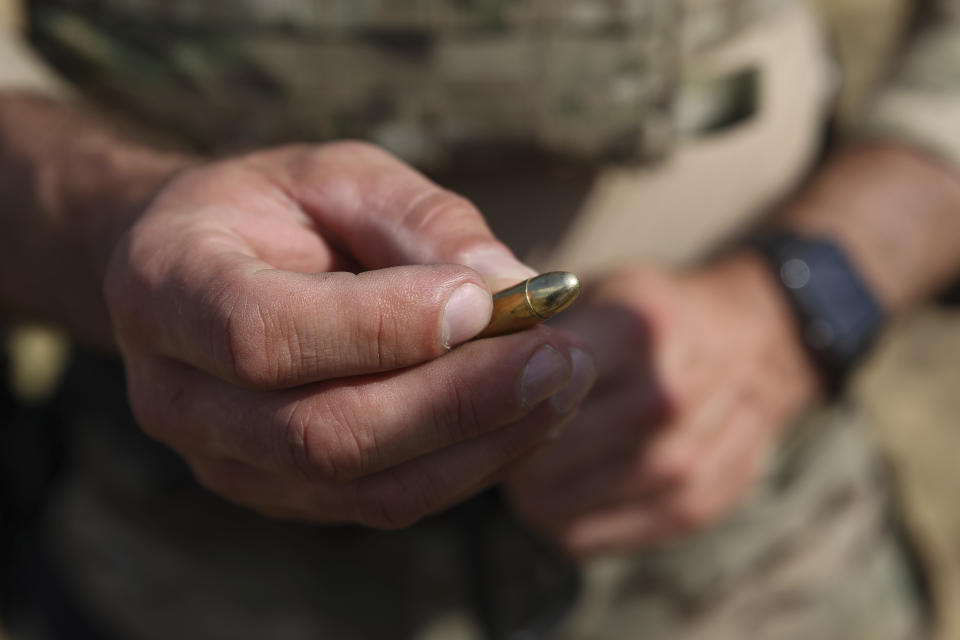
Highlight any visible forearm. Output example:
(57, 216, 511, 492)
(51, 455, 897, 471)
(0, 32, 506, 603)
(778, 143, 960, 313)
(808, 0, 960, 311)
(0, 92, 193, 346)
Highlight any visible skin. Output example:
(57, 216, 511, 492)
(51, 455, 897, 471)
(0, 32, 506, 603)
(0, 94, 597, 528)
(504, 145, 960, 555)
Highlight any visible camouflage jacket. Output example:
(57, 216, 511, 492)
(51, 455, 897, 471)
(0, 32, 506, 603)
(25, 1, 960, 171)
(26, 0, 787, 166)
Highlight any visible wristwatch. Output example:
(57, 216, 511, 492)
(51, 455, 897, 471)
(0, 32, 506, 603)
(748, 232, 886, 391)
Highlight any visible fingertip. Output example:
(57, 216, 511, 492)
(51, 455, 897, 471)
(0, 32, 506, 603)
(520, 345, 573, 410)
(551, 348, 597, 414)
(442, 282, 494, 349)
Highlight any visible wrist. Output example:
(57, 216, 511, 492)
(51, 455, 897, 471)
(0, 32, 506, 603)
(66, 141, 195, 347)
(0, 94, 197, 345)
(780, 145, 960, 312)
(695, 252, 824, 399)
(744, 230, 886, 392)
(54, 135, 196, 281)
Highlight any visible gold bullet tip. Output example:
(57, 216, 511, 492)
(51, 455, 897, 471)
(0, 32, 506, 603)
(476, 271, 582, 339)
(525, 271, 581, 319)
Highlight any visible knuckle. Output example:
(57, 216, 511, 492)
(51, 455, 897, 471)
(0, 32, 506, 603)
(351, 298, 404, 371)
(669, 497, 715, 531)
(126, 373, 185, 447)
(223, 321, 268, 388)
(269, 142, 325, 169)
(297, 140, 398, 177)
(435, 376, 486, 442)
(129, 397, 168, 443)
(217, 287, 284, 389)
(554, 528, 593, 559)
(187, 460, 284, 519)
(282, 397, 370, 484)
(188, 460, 230, 498)
(402, 188, 487, 247)
(321, 139, 386, 160)
(274, 142, 314, 159)
(184, 456, 242, 503)
(645, 445, 697, 488)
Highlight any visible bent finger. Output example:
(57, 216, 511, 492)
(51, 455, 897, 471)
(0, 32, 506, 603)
(187, 401, 581, 528)
(269, 142, 536, 287)
(508, 375, 665, 490)
(130, 329, 595, 484)
(559, 405, 771, 554)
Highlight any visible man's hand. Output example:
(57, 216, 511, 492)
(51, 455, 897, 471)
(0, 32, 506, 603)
(504, 256, 820, 555)
(104, 142, 596, 528)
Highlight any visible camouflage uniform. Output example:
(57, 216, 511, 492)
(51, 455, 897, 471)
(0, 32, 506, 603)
(8, 0, 960, 638)
(25, 0, 792, 164)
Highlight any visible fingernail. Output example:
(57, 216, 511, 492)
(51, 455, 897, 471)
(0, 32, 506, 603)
(465, 248, 537, 288)
(442, 283, 493, 348)
(551, 348, 597, 414)
(521, 346, 572, 409)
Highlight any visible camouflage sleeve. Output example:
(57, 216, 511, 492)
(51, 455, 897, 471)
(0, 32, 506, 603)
(857, 0, 960, 169)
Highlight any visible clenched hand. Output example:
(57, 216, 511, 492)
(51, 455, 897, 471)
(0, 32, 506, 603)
(104, 142, 596, 528)
(504, 256, 820, 555)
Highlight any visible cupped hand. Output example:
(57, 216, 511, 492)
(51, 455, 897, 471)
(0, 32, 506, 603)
(504, 255, 821, 555)
(104, 142, 596, 528)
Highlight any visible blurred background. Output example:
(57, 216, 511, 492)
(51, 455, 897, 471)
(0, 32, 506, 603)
(1, 0, 959, 638)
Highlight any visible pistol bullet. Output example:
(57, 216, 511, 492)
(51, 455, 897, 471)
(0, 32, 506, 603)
(476, 271, 581, 339)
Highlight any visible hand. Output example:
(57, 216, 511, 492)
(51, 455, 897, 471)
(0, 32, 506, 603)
(104, 142, 596, 528)
(503, 255, 820, 555)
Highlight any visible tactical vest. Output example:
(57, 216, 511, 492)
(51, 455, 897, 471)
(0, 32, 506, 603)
(28, 0, 786, 166)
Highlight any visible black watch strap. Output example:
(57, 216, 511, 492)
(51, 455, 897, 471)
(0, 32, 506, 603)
(749, 232, 885, 390)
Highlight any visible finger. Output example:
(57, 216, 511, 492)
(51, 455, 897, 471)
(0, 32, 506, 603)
(347, 401, 584, 529)
(550, 269, 694, 389)
(557, 403, 770, 555)
(508, 374, 665, 489)
(510, 382, 742, 537)
(551, 306, 655, 387)
(129, 329, 596, 484)
(130, 257, 510, 389)
(630, 382, 743, 491)
(684, 403, 770, 506)
(186, 456, 316, 522)
(513, 359, 728, 498)
(267, 143, 536, 287)
(190, 396, 581, 528)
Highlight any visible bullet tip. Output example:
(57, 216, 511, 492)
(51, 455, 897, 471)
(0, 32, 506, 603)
(526, 271, 581, 319)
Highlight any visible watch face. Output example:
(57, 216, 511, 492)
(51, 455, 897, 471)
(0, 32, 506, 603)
(753, 233, 884, 385)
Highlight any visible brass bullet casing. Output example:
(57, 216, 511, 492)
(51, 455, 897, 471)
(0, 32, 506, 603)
(476, 272, 581, 339)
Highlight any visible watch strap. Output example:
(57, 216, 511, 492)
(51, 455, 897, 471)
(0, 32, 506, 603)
(748, 232, 885, 390)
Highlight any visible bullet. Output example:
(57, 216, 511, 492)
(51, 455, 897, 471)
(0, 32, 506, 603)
(476, 272, 581, 339)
